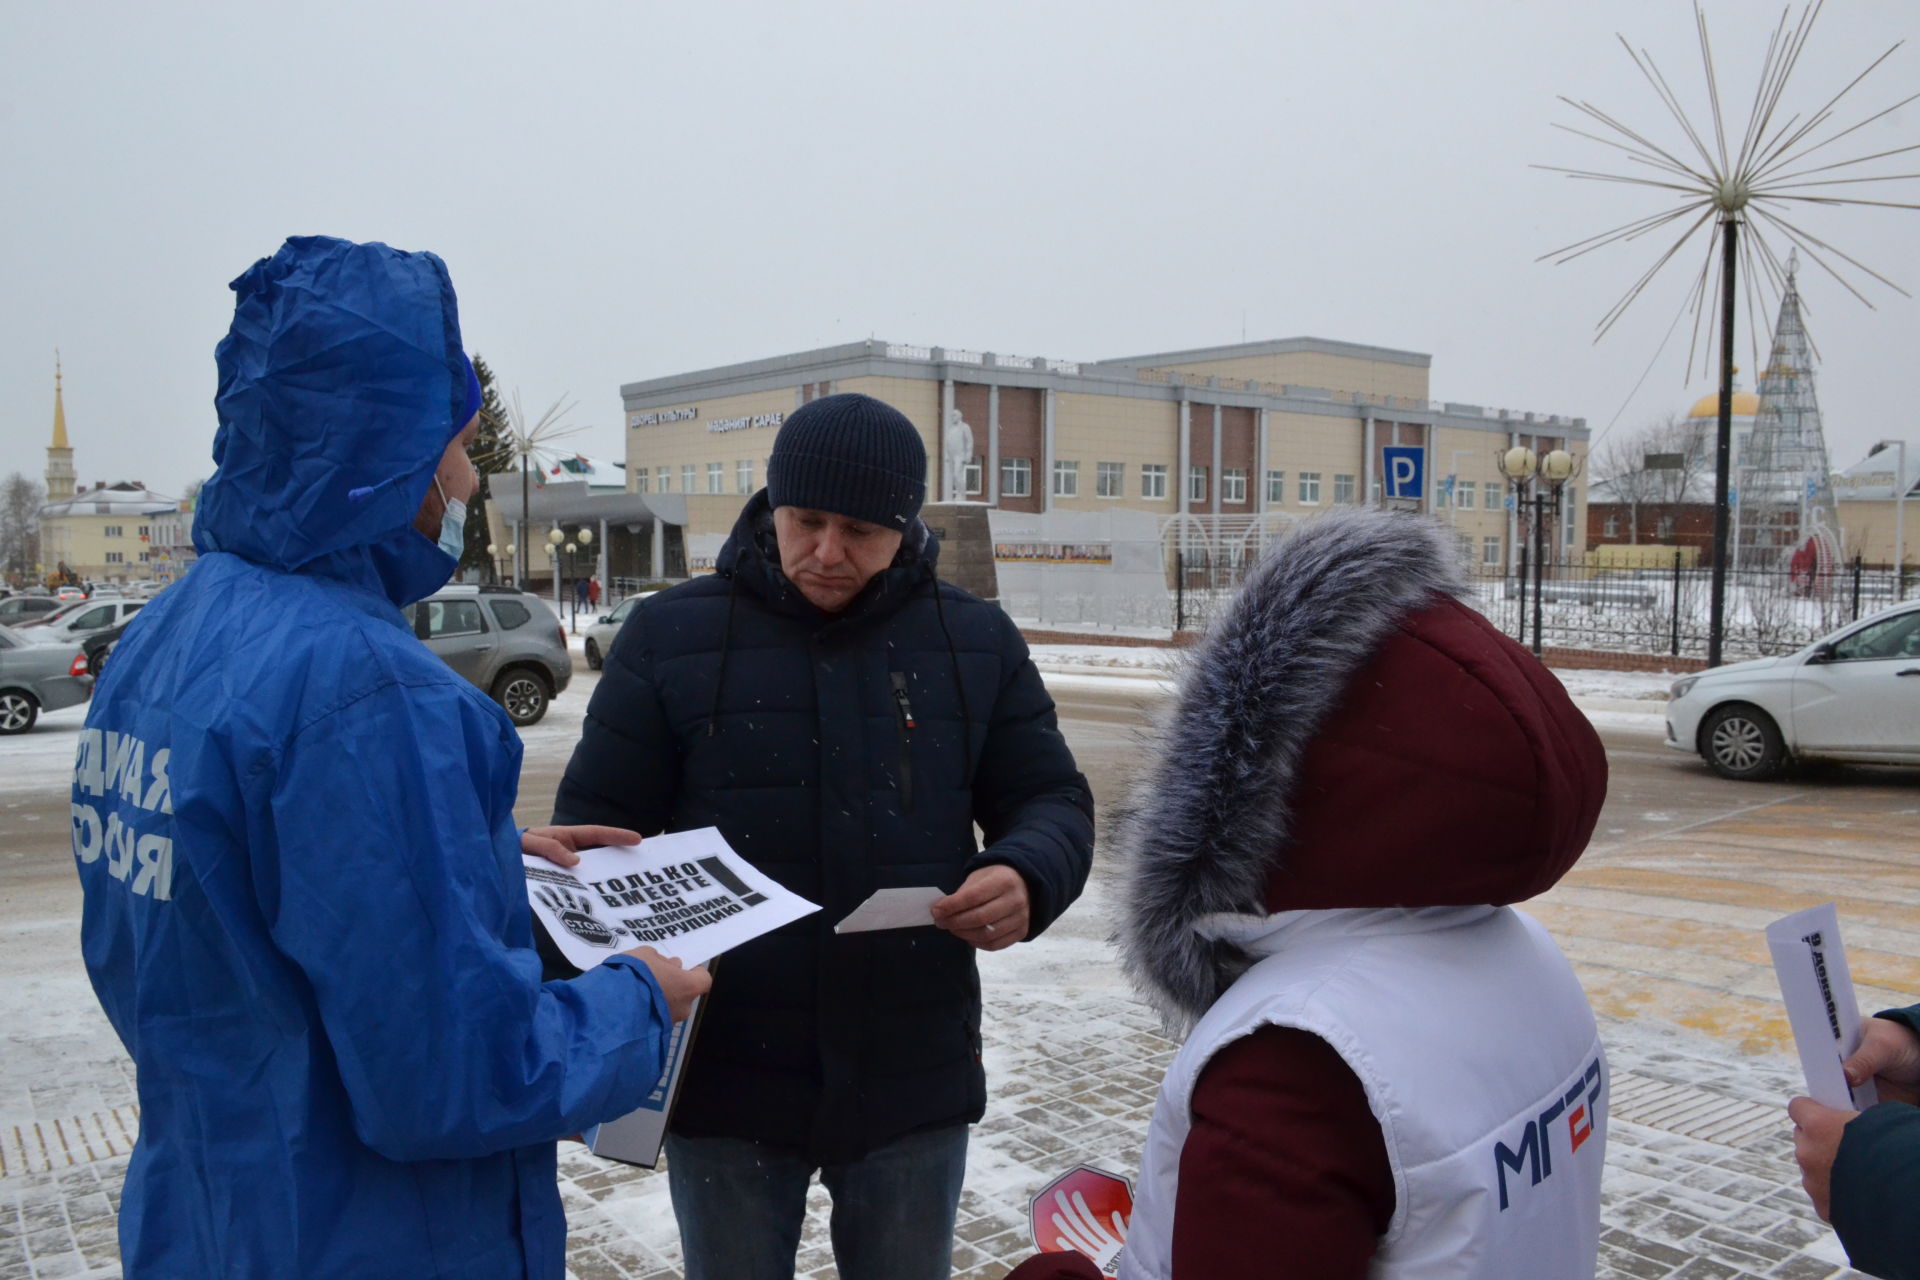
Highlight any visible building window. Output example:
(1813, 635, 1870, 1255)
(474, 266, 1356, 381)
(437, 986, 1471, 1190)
(682, 464, 697, 494)
(1222, 468, 1247, 504)
(138, 551, 151, 563)
(1485, 482, 1502, 511)
(1432, 483, 1449, 510)
(736, 459, 754, 495)
(1564, 488, 1578, 546)
(1141, 464, 1169, 500)
(1265, 470, 1286, 503)
(634, 467, 649, 494)
(1052, 460, 1080, 499)
(1604, 514, 1620, 538)
(1096, 461, 1124, 498)
(706, 462, 724, 494)
(964, 456, 984, 496)
(1298, 472, 1322, 505)
(1188, 466, 1209, 504)
(1482, 536, 1502, 566)
(1002, 457, 1032, 497)
(1656, 515, 1676, 539)
(104, 525, 123, 538)
(1333, 474, 1356, 505)
(137, 524, 150, 537)
(655, 468, 671, 493)
(1455, 483, 1475, 511)
(105, 551, 124, 564)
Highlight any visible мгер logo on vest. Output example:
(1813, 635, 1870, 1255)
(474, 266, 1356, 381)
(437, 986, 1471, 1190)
(1494, 1057, 1604, 1211)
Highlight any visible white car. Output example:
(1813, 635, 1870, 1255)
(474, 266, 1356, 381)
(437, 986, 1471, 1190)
(16, 596, 146, 645)
(1665, 601, 1920, 779)
(582, 593, 654, 671)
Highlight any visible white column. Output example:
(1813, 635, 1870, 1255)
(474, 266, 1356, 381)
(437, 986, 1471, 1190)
(1211, 404, 1223, 513)
(1362, 414, 1377, 506)
(1043, 389, 1057, 513)
(1257, 409, 1270, 513)
(651, 516, 666, 580)
(1178, 399, 1191, 516)
(941, 378, 956, 502)
(597, 519, 609, 594)
(987, 385, 1001, 506)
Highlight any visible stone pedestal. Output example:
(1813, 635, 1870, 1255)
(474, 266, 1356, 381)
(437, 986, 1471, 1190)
(920, 502, 999, 606)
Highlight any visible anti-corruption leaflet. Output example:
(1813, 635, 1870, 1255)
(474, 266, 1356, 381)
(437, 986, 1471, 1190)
(523, 827, 820, 971)
(1766, 902, 1879, 1111)
(525, 828, 818, 1167)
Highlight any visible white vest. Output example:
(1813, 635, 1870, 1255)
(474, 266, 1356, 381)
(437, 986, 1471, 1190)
(1122, 906, 1606, 1280)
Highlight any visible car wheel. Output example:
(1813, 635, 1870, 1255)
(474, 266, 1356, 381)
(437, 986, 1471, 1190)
(88, 646, 109, 677)
(584, 638, 602, 671)
(493, 670, 550, 727)
(1700, 704, 1786, 780)
(0, 690, 39, 735)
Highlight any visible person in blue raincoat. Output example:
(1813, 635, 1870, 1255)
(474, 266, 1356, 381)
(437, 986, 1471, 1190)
(73, 236, 709, 1279)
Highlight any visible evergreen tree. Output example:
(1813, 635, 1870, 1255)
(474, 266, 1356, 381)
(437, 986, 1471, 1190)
(464, 355, 516, 581)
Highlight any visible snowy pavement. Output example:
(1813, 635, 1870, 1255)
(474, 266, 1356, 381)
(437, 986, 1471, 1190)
(3, 658, 1906, 1279)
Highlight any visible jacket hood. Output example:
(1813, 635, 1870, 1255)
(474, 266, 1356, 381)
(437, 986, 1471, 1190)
(1113, 507, 1607, 1028)
(193, 236, 470, 606)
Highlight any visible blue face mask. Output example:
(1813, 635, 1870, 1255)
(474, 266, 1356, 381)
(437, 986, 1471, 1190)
(434, 478, 467, 561)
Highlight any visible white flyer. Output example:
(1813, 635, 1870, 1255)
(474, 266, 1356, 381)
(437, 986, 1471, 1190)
(834, 886, 945, 934)
(1765, 903, 1879, 1111)
(524, 827, 819, 971)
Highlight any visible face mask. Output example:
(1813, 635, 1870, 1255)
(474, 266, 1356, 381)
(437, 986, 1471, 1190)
(434, 477, 467, 561)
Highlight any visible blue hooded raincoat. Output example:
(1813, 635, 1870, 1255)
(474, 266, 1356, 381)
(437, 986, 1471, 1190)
(75, 237, 671, 1278)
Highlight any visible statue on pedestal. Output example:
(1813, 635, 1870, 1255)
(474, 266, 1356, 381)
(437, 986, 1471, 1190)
(943, 409, 975, 504)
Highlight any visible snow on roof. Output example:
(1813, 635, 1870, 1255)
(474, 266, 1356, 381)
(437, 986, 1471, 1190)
(1832, 445, 1920, 501)
(41, 482, 179, 518)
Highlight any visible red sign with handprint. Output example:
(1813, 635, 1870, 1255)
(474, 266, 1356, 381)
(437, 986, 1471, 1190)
(1029, 1165, 1134, 1277)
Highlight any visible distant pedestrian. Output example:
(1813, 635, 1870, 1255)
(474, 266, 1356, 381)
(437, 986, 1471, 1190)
(575, 575, 589, 608)
(588, 576, 601, 608)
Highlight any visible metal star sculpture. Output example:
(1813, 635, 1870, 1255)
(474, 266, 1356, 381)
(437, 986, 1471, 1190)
(473, 391, 587, 589)
(1539, 0, 1918, 665)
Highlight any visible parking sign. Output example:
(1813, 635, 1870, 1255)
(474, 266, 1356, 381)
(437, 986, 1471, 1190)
(1382, 446, 1425, 500)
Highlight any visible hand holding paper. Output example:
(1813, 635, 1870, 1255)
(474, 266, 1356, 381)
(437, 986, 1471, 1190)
(1766, 903, 1877, 1110)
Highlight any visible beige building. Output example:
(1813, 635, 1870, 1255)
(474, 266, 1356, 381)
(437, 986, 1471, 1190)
(1832, 443, 1917, 574)
(616, 337, 1589, 575)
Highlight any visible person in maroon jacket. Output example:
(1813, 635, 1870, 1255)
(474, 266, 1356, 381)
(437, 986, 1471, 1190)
(1014, 507, 1610, 1280)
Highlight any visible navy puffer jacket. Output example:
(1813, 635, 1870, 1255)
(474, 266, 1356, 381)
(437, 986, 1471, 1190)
(554, 492, 1094, 1163)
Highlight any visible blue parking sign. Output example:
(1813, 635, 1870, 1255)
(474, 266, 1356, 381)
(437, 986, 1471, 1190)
(1382, 446, 1425, 500)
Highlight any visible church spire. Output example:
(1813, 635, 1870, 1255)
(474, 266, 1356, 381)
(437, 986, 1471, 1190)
(52, 351, 70, 451)
(46, 351, 76, 502)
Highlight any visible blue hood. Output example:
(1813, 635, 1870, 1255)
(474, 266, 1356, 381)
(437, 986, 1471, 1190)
(193, 236, 470, 606)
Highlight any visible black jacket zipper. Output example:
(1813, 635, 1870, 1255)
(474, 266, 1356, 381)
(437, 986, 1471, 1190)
(890, 670, 915, 813)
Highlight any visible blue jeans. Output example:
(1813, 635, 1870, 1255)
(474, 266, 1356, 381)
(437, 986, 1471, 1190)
(665, 1125, 970, 1280)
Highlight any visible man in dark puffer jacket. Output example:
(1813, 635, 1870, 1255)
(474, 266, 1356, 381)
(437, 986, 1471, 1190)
(552, 392, 1095, 1280)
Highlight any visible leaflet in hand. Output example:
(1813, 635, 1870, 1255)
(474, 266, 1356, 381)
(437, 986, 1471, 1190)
(1765, 902, 1879, 1111)
(524, 827, 819, 971)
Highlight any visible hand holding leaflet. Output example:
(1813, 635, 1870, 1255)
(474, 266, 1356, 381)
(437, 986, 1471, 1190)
(835, 886, 944, 933)
(1766, 903, 1879, 1110)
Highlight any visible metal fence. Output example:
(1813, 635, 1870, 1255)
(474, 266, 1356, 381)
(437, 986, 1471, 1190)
(1161, 542, 1910, 661)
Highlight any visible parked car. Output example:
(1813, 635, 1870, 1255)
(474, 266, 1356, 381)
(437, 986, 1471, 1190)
(17, 597, 146, 645)
(582, 592, 656, 670)
(1665, 600, 1920, 779)
(0, 624, 93, 734)
(54, 585, 87, 603)
(0, 596, 61, 626)
(407, 584, 570, 726)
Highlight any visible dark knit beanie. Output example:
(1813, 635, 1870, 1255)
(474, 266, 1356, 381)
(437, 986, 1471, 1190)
(766, 393, 927, 529)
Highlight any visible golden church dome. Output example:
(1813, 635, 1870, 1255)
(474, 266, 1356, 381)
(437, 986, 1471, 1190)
(1686, 390, 1760, 419)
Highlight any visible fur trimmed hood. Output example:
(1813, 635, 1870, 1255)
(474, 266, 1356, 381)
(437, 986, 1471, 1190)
(1113, 507, 1607, 1028)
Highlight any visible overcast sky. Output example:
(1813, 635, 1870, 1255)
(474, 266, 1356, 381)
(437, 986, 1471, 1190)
(4, 0, 1914, 501)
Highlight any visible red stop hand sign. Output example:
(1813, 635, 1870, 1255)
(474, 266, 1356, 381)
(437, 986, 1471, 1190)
(1030, 1165, 1134, 1276)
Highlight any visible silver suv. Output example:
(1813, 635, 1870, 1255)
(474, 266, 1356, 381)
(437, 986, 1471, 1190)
(408, 585, 571, 726)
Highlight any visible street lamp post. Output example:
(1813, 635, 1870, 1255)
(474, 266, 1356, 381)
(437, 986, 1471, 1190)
(574, 528, 594, 632)
(485, 543, 498, 586)
(547, 526, 564, 619)
(1499, 445, 1579, 658)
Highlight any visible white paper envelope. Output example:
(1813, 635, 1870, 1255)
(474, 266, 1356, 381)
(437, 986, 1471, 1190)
(834, 886, 945, 934)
